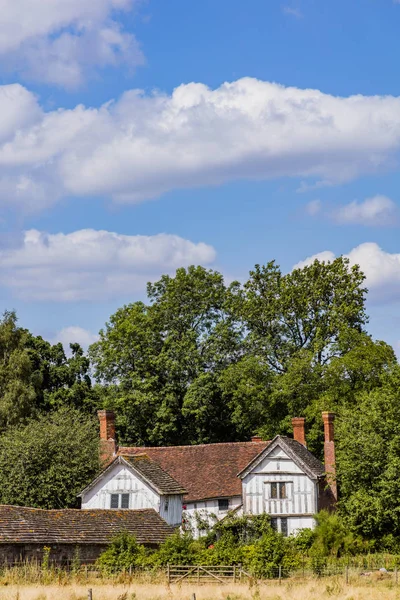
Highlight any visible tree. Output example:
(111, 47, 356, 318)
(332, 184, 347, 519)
(0, 407, 100, 508)
(0, 310, 99, 429)
(229, 257, 368, 373)
(336, 368, 400, 539)
(90, 266, 243, 445)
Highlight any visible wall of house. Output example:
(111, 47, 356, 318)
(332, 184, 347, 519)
(182, 496, 242, 538)
(81, 463, 183, 526)
(242, 445, 317, 535)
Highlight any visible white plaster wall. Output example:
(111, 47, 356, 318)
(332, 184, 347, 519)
(81, 463, 183, 525)
(182, 496, 242, 538)
(242, 445, 317, 532)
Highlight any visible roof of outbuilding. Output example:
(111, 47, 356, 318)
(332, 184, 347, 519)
(237, 435, 325, 480)
(118, 441, 269, 502)
(0, 506, 173, 546)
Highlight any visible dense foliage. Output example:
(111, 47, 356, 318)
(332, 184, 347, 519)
(0, 407, 100, 508)
(97, 513, 395, 577)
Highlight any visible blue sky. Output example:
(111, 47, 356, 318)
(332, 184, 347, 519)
(1, 0, 400, 352)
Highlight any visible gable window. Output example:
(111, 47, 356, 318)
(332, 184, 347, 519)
(270, 482, 287, 499)
(164, 499, 169, 512)
(110, 493, 130, 509)
(218, 498, 229, 511)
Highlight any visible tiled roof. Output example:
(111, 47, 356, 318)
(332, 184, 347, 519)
(118, 441, 269, 502)
(279, 437, 325, 478)
(121, 454, 186, 495)
(0, 506, 173, 546)
(237, 435, 325, 480)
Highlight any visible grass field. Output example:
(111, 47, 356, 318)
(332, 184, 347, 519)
(0, 578, 399, 600)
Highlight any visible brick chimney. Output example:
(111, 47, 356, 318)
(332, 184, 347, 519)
(292, 417, 306, 447)
(98, 410, 117, 464)
(251, 435, 263, 442)
(322, 411, 337, 501)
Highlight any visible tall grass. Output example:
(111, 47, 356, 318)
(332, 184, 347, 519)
(0, 578, 399, 600)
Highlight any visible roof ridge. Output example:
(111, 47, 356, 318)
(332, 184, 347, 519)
(119, 440, 269, 451)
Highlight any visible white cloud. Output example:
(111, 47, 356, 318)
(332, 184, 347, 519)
(331, 195, 398, 226)
(293, 251, 336, 270)
(305, 195, 398, 226)
(294, 243, 400, 304)
(0, 0, 143, 87)
(3, 79, 400, 209)
(0, 229, 216, 301)
(53, 326, 99, 352)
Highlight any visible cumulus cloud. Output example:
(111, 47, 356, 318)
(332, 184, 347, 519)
(0, 0, 143, 87)
(294, 243, 400, 304)
(0, 229, 216, 301)
(2, 79, 400, 210)
(53, 326, 99, 352)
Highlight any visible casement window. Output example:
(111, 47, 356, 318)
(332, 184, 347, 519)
(218, 498, 229, 511)
(164, 499, 169, 512)
(271, 517, 288, 536)
(280, 518, 288, 537)
(270, 482, 287, 500)
(110, 493, 130, 509)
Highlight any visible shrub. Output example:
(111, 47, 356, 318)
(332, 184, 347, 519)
(96, 532, 147, 573)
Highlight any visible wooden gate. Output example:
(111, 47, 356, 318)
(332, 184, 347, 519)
(167, 564, 251, 584)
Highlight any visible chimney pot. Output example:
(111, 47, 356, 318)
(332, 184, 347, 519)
(292, 417, 306, 447)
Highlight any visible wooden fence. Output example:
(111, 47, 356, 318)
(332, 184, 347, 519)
(166, 564, 252, 584)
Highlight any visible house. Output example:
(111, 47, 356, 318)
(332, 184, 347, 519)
(238, 414, 337, 536)
(0, 505, 173, 565)
(83, 410, 336, 537)
(78, 453, 186, 527)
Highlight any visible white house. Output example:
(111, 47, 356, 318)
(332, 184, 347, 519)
(81, 411, 336, 537)
(79, 454, 185, 527)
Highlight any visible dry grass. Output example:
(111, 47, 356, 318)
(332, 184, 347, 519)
(0, 577, 400, 600)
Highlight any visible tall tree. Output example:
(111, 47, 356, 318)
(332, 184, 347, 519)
(0, 310, 99, 429)
(90, 266, 244, 445)
(229, 257, 368, 373)
(336, 367, 400, 539)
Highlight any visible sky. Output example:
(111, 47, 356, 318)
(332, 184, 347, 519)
(1, 0, 400, 352)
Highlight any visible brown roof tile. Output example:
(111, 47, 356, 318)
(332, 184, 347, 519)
(0, 506, 173, 546)
(118, 441, 269, 502)
(121, 454, 186, 495)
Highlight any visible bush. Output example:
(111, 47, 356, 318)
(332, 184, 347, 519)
(96, 532, 147, 573)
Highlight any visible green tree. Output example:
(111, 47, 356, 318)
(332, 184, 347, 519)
(336, 369, 400, 538)
(0, 311, 99, 428)
(0, 407, 100, 508)
(229, 257, 368, 373)
(90, 266, 243, 445)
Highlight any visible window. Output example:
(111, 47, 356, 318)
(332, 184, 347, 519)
(270, 518, 278, 531)
(110, 493, 130, 509)
(280, 518, 288, 537)
(164, 499, 169, 512)
(270, 482, 287, 499)
(218, 498, 229, 511)
(121, 493, 130, 509)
